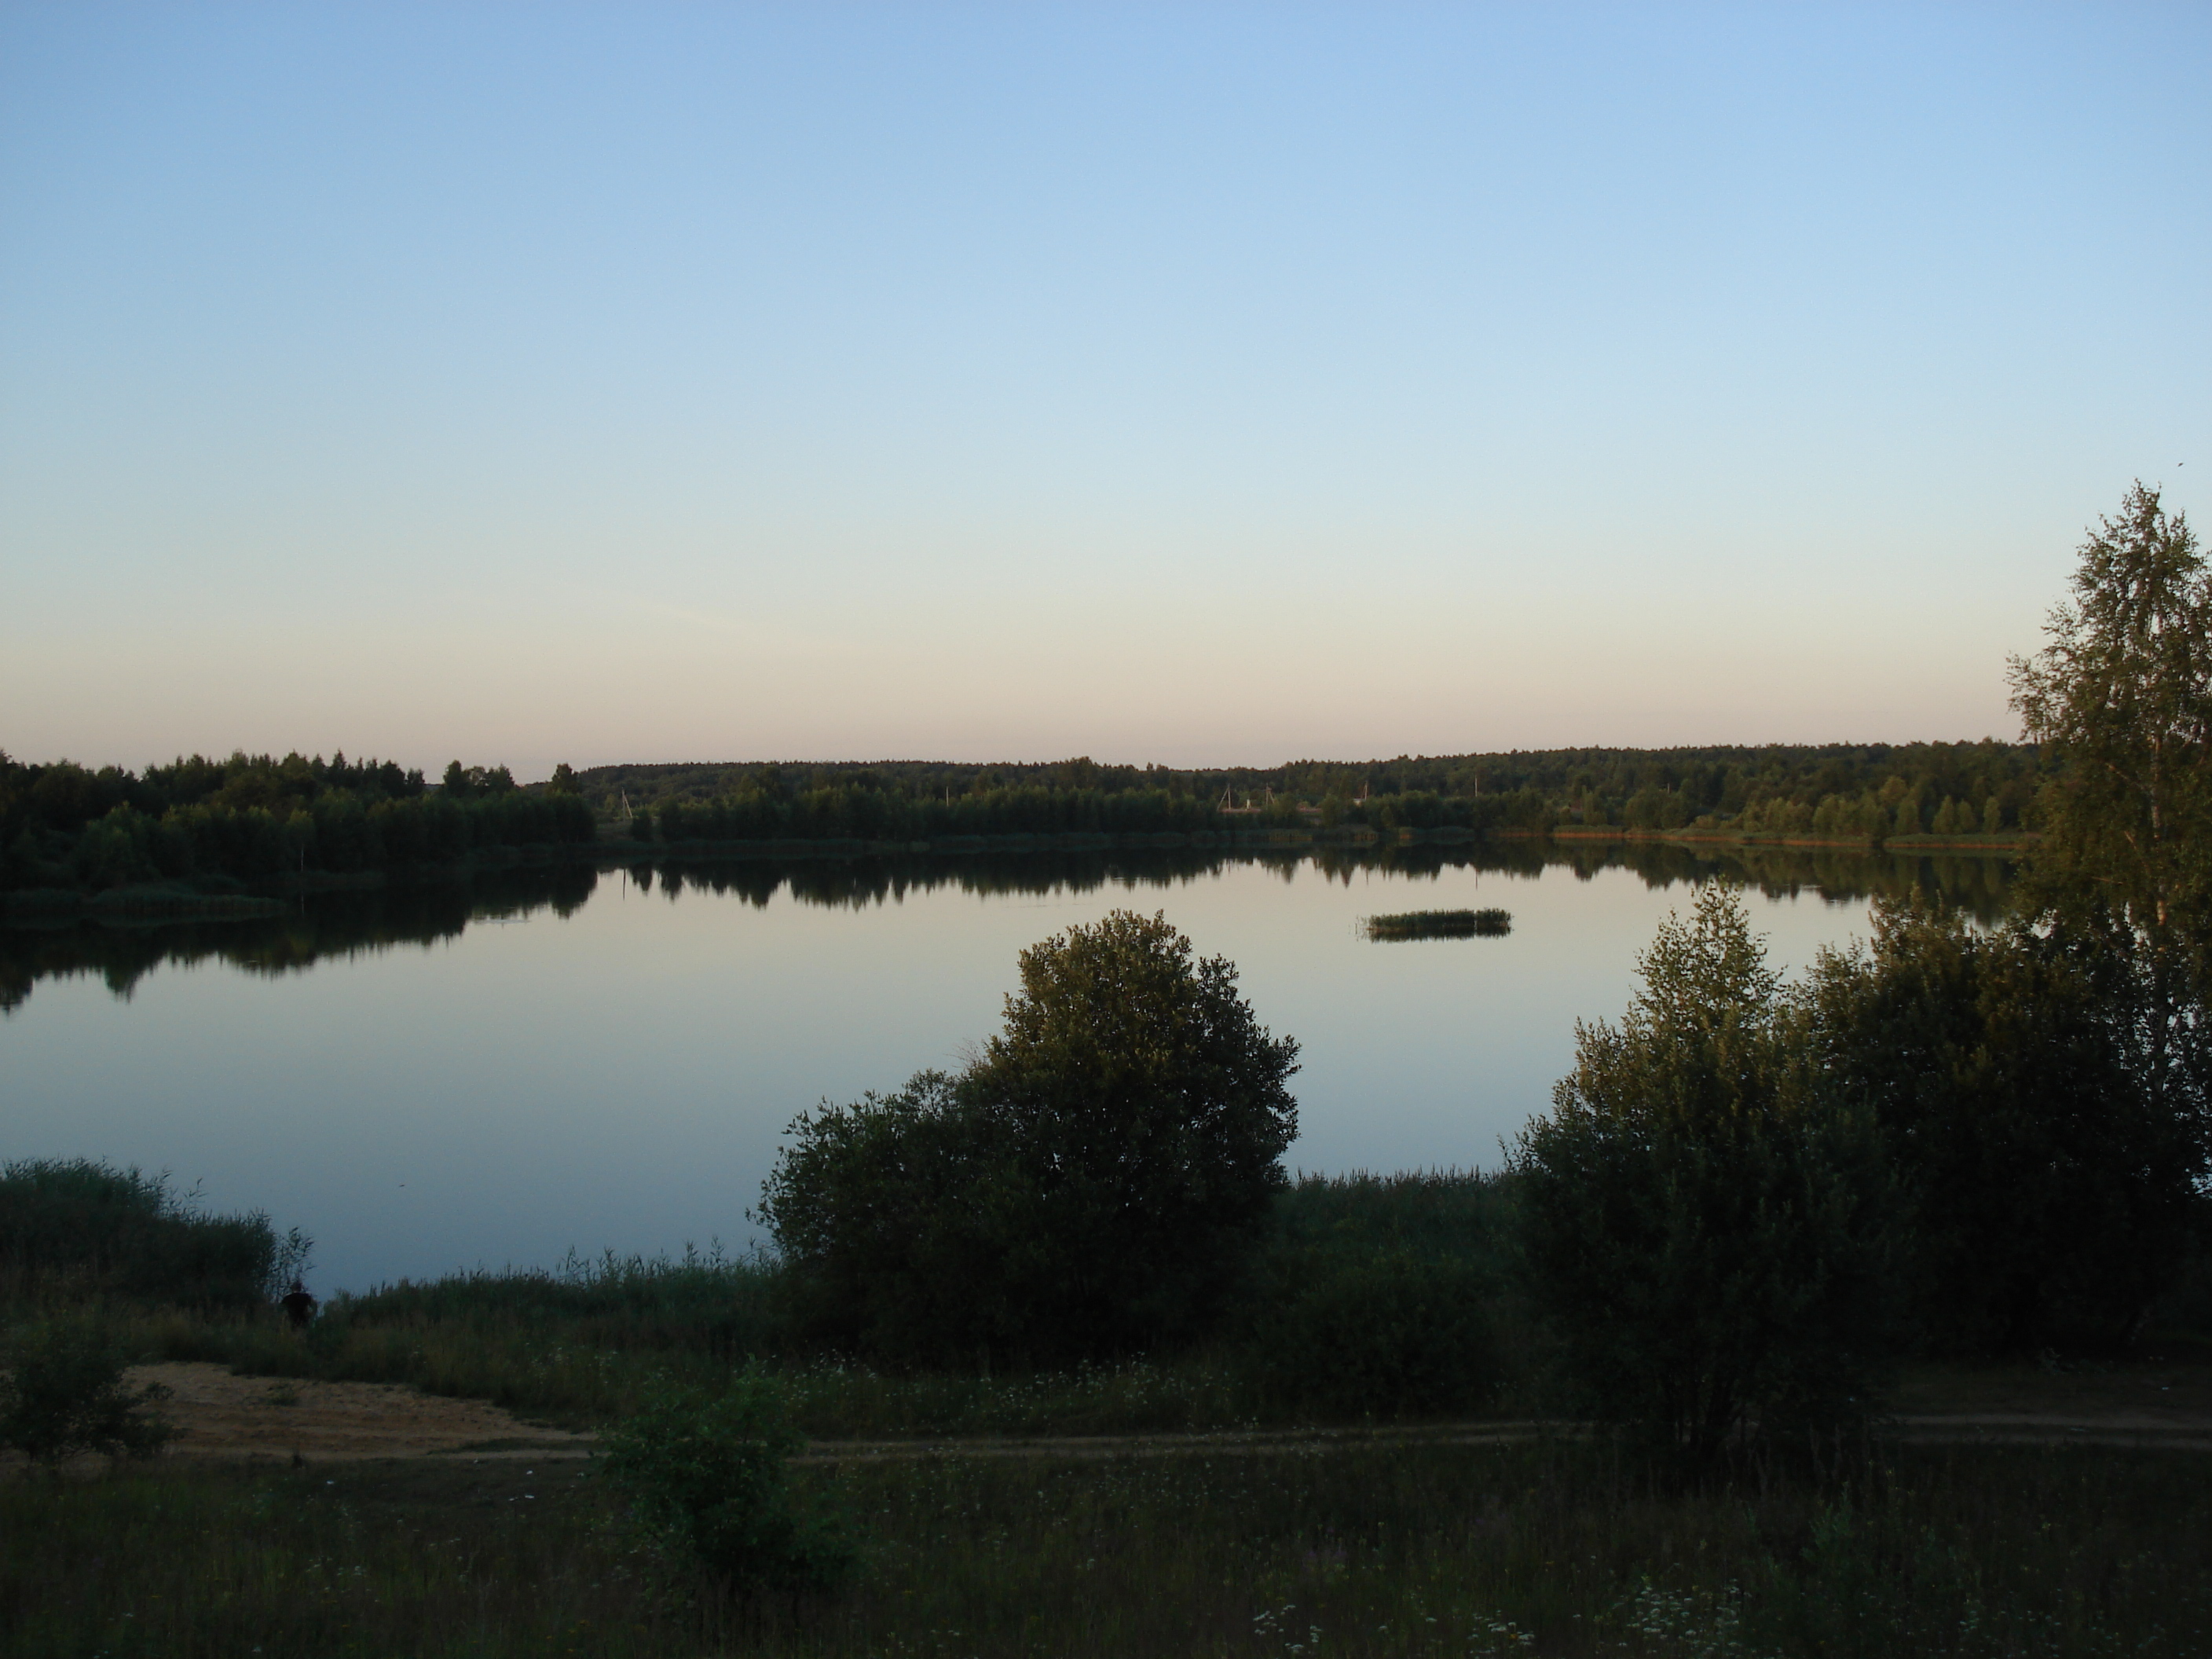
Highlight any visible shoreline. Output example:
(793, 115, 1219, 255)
(2, 826, 2035, 928)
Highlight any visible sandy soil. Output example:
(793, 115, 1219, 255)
(73, 1361, 2212, 1468)
(118, 1364, 591, 1464)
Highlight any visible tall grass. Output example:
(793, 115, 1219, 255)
(119, 1177, 1537, 1435)
(0, 1159, 305, 1311)
(4, 1441, 2203, 1657)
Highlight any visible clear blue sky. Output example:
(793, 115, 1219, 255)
(3, 2, 2205, 776)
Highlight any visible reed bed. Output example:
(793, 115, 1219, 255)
(1363, 909, 1511, 941)
(115, 1174, 1532, 1436)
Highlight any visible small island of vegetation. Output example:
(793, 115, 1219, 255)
(1364, 907, 1512, 939)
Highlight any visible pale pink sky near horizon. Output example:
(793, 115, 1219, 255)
(4, 4, 2206, 779)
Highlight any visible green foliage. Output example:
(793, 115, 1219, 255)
(1807, 896, 2205, 1353)
(1511, 885, 1901, 1467)
(1240, 1247, 1501, 1419)
(599, 1369, 855, 1595)
(2010, 480, 2212, 1158)
(1238, 1171, 1517, 1418)
(0, 1313, 174, 1463)
(761, 911, 1300, 1364)
(571, 741, 2046, 848)
(0, 749, 592, 895)
(0, 1158, 305, 1311)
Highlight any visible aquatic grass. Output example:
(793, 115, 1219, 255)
(120, 1174, 1550, 1435)
(1364, 909, 1511, 940)
(0, 1158, 306, 1312)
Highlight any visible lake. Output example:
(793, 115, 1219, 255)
(1, 841, 2011, 1292)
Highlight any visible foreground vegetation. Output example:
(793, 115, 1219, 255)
(5, 1440, 2207, 1658)
(93, 1167, 1514, 1437)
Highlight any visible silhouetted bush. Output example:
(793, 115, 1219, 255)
(1511, 887, 1901, 1469)
(599, 1368, 854, 1595)
(761, 910, 1300, 1366)
(0, 1159, 307, 1311)
(0, 1313, 175, 1463)
(1807, 896, 2205, 1353)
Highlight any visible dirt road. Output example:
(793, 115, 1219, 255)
(108, 1363, 2212, 1467)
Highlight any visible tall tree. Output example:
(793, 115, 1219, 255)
(2009, 482, 2212, 1147)
(760, 910, 1299, 1364)
(1510, 885, 1899, 1469)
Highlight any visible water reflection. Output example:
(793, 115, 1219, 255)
(2, 840, 2015, 1015)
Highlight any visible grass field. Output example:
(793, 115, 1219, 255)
(6, 1437, 2206, 1658)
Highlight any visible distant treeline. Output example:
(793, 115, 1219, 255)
(4, 740, 2045, 897)
(1, 750, 595, 895)
(586, 741, 2045, 845)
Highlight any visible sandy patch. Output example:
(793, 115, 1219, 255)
(119, 1364, 593, 1464)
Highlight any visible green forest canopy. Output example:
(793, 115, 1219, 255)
(3, 739, 2041, 895)
(579, 742, 2042, 841)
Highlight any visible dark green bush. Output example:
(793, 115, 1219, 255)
(1511, 885, 1901, 1469)
(0, 1158, 306, 1311)
(761, 910, 1300, 1365)
(599, 1368, 854, 1595)
(1807, 897, 2205, 1353)
(0, 1314, 175, 1463)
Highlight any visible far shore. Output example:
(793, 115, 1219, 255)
(1, 824, 2034, 927)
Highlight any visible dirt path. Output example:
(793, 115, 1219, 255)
(113, 1364, 2212, 1467)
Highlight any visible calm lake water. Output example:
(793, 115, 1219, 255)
(2, 844, 2010, 1292)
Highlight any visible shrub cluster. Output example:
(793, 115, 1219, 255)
(0, 1313, 176, 1464)
(599, 1368, 854, 1596)
(760, 910, 1299, 1367)
(0, 1159, 308, 1312)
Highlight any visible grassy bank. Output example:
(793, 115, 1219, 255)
(5, 1439, 2204, 1657)
(114, 1174, 1524, 1437)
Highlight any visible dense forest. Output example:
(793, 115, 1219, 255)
(586, 739, 2044, 845)
(2, 739, 2041, 899)
(0, 750, 595, 897)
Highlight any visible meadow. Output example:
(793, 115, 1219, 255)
(6, 1436, 2205, 1658)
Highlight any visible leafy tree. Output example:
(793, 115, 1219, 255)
(963, 909, 1302, 1350)
(2010, 482, 2212, 1159)
(756, 1071, 1009, 1362)
(1808, 897, 2200, 1353)
(0, 1316, 175, 1465)
(760, 910, 1299, 1364)
(1510, 885, 1899, 1469)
